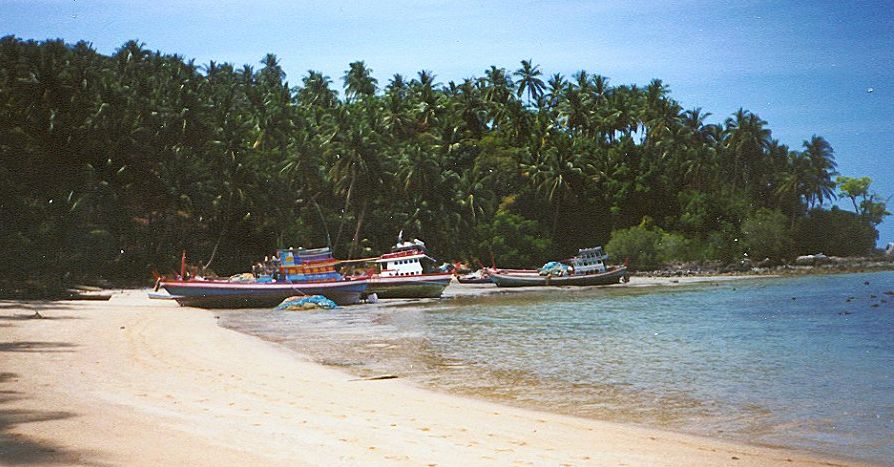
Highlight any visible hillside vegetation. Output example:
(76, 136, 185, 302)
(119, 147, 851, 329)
(0, 37, 887, 293)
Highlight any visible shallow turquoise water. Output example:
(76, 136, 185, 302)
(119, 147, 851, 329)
(221, 271, 894, 463)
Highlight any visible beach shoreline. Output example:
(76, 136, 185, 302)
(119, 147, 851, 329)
(0, 282, 871, 466)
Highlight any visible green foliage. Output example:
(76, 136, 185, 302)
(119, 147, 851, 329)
(607, 222, 710, 270)
(705, 223, 744, 263)
(0, 36, 882, 293)
(476, 209, 551, 268)
(837, 176, 890, 226)
(606, 222, 665, 270)
(740, 208, 794, 261)
(794, 208, 878, 256)
(657, 232, 704, 263)
(837, 176, 871, 207)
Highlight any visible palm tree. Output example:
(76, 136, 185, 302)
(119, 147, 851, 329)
(801, 135, 838, 208)
(342, 60, 377, 102)
(523, 137, 597, 239)
(482, 65, 514, 111)
(451, 78, 486, 138)
(513, 59, 545, 107)
(327, 108, 385, 257)
(297, 70, 337, 109)
(775, 150, 810, 227)
(557, 86, 590, 134)
(545, 73, 567, 109)
(383, 73, 412, 139)
(258, 53, 286, 86)
(723, 108, 771, 189)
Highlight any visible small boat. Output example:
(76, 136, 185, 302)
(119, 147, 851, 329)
(454, 267, 534, 284)
(62, 290, 113, 301)
(490, 246, 628, 288)
(366, 237, 453, 299)
(160, 247, 367, 308)
(147, 290, 176, 300)
(456, 269, 493, 284)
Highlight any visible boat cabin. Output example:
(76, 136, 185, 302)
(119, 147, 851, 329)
(569, 246, 609, 275)
(374, 239, 436, 277)
(275, 246, 343, 282)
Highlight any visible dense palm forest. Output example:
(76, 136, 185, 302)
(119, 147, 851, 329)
(0, 37, 888, 293)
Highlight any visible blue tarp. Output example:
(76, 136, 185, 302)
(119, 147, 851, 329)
(539, 261, 571, 276)
(275, 295, 339, 310)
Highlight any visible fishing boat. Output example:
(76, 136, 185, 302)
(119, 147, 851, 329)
(160, 247, 367, 308)
(490, 246, 628, 287)
(366, 237, 453, 299)
(456, 267, 535, 284)
(456, 268, 493, 284)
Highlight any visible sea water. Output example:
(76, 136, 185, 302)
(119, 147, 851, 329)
(221, 271, 894, 463)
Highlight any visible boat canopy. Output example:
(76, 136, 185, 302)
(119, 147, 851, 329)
(276, 246, 343, 282)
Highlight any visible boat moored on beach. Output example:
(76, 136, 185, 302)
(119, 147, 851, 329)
(366, 237, 453, 299)
(160, 247, 367, 308)
(490, 246, 628, 288)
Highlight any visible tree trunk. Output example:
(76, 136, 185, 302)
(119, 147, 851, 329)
(204, 192, 233, 270)
(349, 199, 369, 259)
(333, 175, 355, 250)
(551, 199, 562, 241)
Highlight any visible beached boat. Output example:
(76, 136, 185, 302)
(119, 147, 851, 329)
(160, 247, 367, 308)
(490, 247, 628, 288)
(456, 267, 536, 284)
(456, 269, 493, 284)
(366, 238, 453, 299)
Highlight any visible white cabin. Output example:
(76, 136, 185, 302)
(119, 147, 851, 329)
(375, 253, 429, 277)
(569, 247, 609, 275)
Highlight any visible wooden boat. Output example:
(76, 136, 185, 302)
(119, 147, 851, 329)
(490, 267, 627, 287)
(147, 290, 175, 300)
(366, 237, 453, 299)
(62, 290, 113, 301)
(160, 247, 367, 308)
(490, 247, 628, 288)
(456, 267, 534, 284)
(160, 278, 367, 308)
(456, 270, 492, 284)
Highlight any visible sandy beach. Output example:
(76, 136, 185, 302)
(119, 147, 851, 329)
(1, 283, 864, 466)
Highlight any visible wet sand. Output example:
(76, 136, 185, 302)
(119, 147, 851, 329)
(0, 283, 865, 466)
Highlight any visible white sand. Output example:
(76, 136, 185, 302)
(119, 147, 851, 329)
(0, 288, 861, 466)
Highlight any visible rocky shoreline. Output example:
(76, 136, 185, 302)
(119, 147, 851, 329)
(638, 256, 894, 277)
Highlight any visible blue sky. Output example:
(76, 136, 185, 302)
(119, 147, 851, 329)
(4, 0, 893, 246)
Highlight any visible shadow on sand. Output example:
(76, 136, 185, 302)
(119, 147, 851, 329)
(0, 373, 102, 465)
(0, 301, 79, 311)
(0, 342, 77, 353)
(0, 315, 81, 321)
(0, 301, 83, 322)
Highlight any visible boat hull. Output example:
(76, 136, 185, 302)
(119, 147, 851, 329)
(490, 267, 628, 288)
(160, 279, 368, 308)
(456, 276, 492, 284)
(366, 273, 453, 299)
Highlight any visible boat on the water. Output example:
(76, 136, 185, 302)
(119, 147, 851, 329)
(490, 246, 628, 288)
(160, 247, 367, 308)
(366, 237, 453, 299)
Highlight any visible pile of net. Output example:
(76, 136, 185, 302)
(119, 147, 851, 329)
(539, 261, 570, 277)
(227, 272, 257, 283)
(275, 295, 339, 311)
